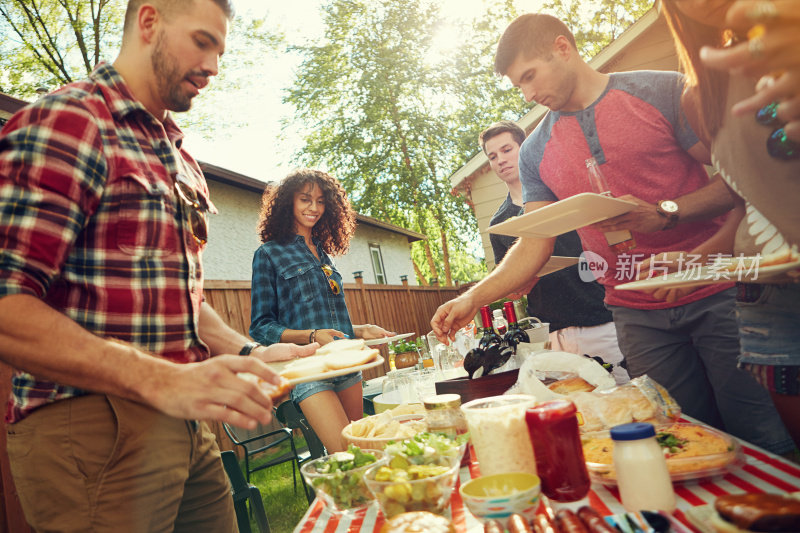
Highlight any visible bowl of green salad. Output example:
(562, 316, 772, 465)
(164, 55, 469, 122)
(300, 446, 387, 515)
(363, 432, 466, 519)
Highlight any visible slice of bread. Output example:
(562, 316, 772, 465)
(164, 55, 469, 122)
(279, 355, 328, 380)
(325, 348, 379, 370)
(237, 372, 292, 399)
(315, 338, 366, 355)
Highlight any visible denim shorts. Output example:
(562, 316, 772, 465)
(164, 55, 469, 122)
(290, 371, 362, 403)
(736, 283, 800, 366)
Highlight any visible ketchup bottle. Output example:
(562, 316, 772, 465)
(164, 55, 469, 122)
(525, 399, 591, 502)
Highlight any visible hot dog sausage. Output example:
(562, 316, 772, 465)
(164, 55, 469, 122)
(577, 506, 618, 533)
(555, 509, 589, 533)
(484, 519, 504, 533)
(532, 514, 558, 533)
(508, 514, 533, 533)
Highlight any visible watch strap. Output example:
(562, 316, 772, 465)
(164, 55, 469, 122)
(239, 341, 260, 356)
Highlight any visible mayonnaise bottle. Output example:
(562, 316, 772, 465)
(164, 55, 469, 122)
(611, 422, 676, 513)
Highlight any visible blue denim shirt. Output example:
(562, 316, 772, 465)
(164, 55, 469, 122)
(249, 236, 354, 345)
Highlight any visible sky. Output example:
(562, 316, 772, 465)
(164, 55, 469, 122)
(182, 0, 547, 181)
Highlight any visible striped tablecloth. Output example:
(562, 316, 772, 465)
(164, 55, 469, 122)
(294, 435, 800, 532)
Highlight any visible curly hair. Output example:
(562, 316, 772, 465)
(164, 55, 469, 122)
(256, 169, 356, 256)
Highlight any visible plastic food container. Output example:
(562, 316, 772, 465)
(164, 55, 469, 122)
(300, 449, 388, 514)
(363, 453, 461, 518)
(582, 423, 745, 484)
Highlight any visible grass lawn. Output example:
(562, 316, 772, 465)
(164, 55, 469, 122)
(241, 440, 314, 533)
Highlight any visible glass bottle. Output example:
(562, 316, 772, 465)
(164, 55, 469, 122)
(492, 309, 508, 336)
(502, 301, 530, 352)
(525, 399, 591, 502)
(477, 306, 503, 352)
(586, 157, 636, 254)
(611, 422, 676, 513)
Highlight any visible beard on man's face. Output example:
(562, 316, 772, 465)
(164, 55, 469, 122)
(151, 31, 194, 112)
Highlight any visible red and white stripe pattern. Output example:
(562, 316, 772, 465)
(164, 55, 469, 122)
(294, 438, 800, 532)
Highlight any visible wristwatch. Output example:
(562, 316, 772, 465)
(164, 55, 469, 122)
(239, 341, 260, 356)
(656, 200, 680, 230)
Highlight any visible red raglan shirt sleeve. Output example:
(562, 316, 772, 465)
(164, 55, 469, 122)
(0, 94, 108, 299)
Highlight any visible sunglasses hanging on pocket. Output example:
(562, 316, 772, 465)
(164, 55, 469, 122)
(174, 173, 211, 245)
(320, 264, 341, 295)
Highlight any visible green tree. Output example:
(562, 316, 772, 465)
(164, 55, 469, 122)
(0, 0, 282, 136)
(286, 0, 526, 286)
(0, 0, 124, 97)
(541, 0, 654, 58)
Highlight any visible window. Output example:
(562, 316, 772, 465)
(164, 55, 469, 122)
(369, 243, 386, 284)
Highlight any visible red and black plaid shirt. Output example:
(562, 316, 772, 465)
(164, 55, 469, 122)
(0, 63, 214, 422)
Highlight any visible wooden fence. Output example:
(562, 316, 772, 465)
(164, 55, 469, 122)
(205, 279, 471, 380)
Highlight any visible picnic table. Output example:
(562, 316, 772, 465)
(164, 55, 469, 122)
(293, 420, 800, 532)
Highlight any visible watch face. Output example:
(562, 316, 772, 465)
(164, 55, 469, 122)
(660, 200, 679, 213)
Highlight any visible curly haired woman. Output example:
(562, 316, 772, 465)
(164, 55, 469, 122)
(249, 169, 393, 452)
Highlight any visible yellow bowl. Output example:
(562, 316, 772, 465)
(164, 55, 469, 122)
(459, 472, 541, 526)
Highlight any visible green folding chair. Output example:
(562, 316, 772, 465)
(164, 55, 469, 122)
(220, 450, 270, 533)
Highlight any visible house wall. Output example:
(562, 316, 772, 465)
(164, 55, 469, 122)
(203, 180, 418, 285)
(475, 14, 680, 271)
(335, 225, 417, 285)
(204, 180, 264, 281)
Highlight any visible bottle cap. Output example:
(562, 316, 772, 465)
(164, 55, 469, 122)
(610, 422, 656, 441)
(493, 309, 504, 319)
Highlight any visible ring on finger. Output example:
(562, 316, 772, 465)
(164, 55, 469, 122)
(747, 1, 778, 23)
(748, 35, 766, 60)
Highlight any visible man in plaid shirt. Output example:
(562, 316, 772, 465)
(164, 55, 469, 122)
(0, 0, 316, 530)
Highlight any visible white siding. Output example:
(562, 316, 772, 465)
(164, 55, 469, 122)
(204, 180, 263, 281)
(335, 224, 418, 285)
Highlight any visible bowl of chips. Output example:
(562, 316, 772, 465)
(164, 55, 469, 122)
(342, 406, 428, 450)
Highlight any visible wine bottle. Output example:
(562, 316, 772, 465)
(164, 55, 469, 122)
(477, 306, 503, 352)
(586, 157, 636, 254)
(502, 301, 530, 351)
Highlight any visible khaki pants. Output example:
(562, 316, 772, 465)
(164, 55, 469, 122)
(7, 394, 237, 533)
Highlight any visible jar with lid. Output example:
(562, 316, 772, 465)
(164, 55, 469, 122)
(423, 393, 468, 440)
(611, 422, 676, 513)
(525, 399, 590, 503)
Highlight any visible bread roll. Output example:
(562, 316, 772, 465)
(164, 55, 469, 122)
(712, 493, 800, 532)
(548, 377, 596, 394)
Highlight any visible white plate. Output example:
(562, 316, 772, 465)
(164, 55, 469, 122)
(538, 256, 579, 276)
(269, 355, 385, 386)
(488, 192, 637, 239)
(614, 256, 800, 291)
(364, 332, 415, 346)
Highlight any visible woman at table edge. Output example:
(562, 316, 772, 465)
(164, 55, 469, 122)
(249, 169, 394, 452)
(657, 0, 800, 452)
